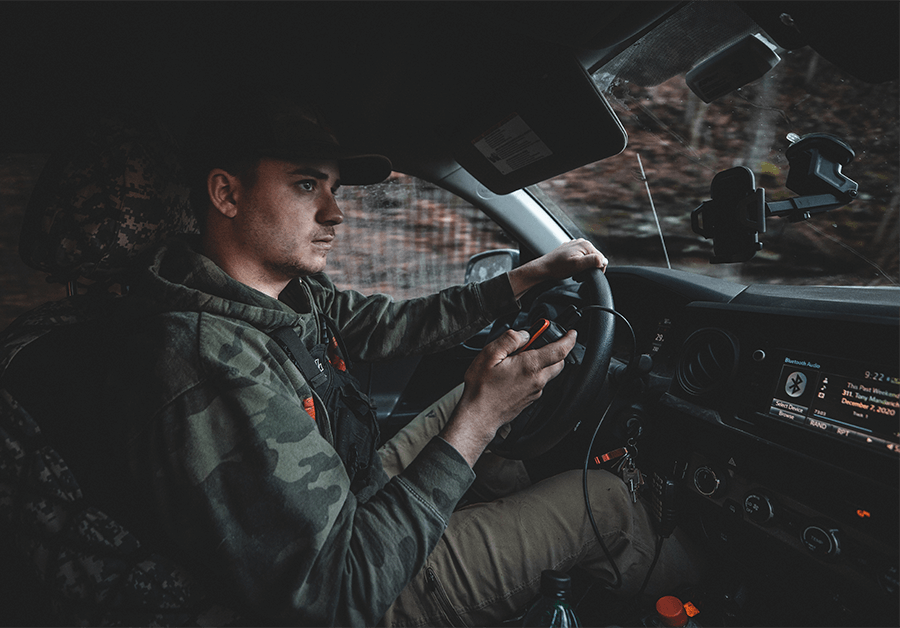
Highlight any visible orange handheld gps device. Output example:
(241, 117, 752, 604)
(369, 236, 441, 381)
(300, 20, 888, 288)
(514, 318, 567, 353)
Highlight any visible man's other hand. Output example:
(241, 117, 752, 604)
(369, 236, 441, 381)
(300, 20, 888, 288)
(439, 328, 577, 467)
(507, 239, 608, 300)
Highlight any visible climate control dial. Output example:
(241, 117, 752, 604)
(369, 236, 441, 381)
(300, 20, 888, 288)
(743, 493, 777, 525)
(693, 466, 724, 497)
(802, 525, 842, 557)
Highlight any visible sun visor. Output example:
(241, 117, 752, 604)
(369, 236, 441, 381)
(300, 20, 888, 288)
(444, 52, 627, 196)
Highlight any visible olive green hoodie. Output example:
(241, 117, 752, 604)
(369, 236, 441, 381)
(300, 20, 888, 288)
(1, 236, 520, 625)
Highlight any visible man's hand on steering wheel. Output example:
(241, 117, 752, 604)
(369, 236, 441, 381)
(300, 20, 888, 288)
(490, 238, 615, 460)
(507, 239, 608, 300)
(440, 239, 611, 466)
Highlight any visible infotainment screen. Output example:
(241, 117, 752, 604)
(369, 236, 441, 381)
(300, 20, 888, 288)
(768, 350, 900, 454)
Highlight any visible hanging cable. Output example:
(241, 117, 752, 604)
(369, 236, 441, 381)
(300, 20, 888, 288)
(575, 305, 637, 591)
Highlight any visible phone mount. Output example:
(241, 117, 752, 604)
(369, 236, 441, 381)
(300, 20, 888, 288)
(691, 133, 858, 263)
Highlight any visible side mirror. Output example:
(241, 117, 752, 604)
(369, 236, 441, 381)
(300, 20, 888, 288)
(465, 249, 520, 284)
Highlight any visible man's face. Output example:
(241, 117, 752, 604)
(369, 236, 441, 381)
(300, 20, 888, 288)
(233, 157, 344, 281)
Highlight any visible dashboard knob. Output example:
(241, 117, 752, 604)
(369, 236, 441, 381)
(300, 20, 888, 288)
(802, 525, 841, 557)
(693, 466, 722, 497)
(743, 493, 777, 525)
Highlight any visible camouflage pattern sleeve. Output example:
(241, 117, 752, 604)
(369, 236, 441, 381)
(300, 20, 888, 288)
(125, 311, 475, 626)
(293, 273, 520, 361)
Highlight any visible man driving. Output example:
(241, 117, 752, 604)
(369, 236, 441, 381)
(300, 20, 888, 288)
(3, 94, 701, 626)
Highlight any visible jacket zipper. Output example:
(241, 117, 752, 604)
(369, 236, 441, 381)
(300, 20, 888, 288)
(426, 567, 468, 627)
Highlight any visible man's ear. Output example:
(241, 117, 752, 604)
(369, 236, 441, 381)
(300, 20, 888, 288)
(207, 169, 241, 218)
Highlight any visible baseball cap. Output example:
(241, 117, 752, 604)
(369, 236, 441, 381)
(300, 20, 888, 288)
(185, 94, 392, 185)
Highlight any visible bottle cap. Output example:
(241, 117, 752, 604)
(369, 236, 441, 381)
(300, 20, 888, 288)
(656, 595, 688, 627)
(539, 570, 572, 597)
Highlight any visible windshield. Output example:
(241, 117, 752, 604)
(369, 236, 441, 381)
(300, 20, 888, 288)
(535, 13, 899, 287)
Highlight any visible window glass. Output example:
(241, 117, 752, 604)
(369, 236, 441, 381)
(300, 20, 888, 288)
(536, 45, 899, 286)
(327, 173, 515, 299)
(0, 165, 512, 330)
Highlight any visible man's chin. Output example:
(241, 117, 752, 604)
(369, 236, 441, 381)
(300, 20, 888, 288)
(269, 257, 328, 280)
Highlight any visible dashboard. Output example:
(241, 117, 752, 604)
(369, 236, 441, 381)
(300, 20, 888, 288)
(605, 267, 899, 626)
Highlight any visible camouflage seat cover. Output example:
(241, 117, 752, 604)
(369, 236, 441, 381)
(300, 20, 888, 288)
(18, 112, 198, 286)
(0, 114, 235, 625)
(0, 387, 238, 626)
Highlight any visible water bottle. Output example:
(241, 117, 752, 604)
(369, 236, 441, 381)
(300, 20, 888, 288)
(522, 570, 580, 627)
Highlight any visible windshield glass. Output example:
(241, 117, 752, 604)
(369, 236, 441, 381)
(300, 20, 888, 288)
(535, 13, 899, 286)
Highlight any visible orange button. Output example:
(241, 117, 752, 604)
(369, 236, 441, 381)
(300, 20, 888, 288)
(656, 595, 688, 627)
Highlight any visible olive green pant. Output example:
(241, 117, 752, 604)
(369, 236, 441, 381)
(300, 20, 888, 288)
(377, 385, 704, 627)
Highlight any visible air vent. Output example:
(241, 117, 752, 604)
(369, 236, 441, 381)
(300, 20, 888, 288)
(676, 328, 739, 396)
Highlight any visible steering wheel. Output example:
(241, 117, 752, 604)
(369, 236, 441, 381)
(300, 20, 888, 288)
(489, 267, 615, 459)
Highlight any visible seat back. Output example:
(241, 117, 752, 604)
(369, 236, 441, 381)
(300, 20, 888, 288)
(18, 111, 198, 290)
(0, 112, 240, 625)
(0, 387, 240, 625)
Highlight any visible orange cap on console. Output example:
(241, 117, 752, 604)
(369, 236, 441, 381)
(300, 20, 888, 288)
(656, 596, 688, 627)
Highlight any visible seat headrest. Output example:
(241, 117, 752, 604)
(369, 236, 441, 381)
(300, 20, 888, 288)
(19, 112, 199, 285)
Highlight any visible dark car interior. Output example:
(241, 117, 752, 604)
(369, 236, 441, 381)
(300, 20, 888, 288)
(1, 2, 898, 626)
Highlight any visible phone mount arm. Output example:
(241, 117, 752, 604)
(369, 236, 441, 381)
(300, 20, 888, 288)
(691, 133, 858, 263)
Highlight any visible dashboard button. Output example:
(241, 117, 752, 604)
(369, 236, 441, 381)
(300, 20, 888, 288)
(723, 499, 742, 518)
(744, 493, 777, 525)
(693, 466, 723, 497)
(802, 525, 841, 557)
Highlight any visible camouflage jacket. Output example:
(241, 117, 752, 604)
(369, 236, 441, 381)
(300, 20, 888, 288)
(2, 236, 519, 626)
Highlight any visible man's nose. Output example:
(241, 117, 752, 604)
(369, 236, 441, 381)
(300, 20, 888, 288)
(319, 191, 344, 225)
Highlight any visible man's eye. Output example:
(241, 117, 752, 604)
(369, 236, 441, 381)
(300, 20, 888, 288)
(297, 181, 315, 191)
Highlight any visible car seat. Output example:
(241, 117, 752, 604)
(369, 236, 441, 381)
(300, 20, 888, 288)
(0, 112, 240, 626)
